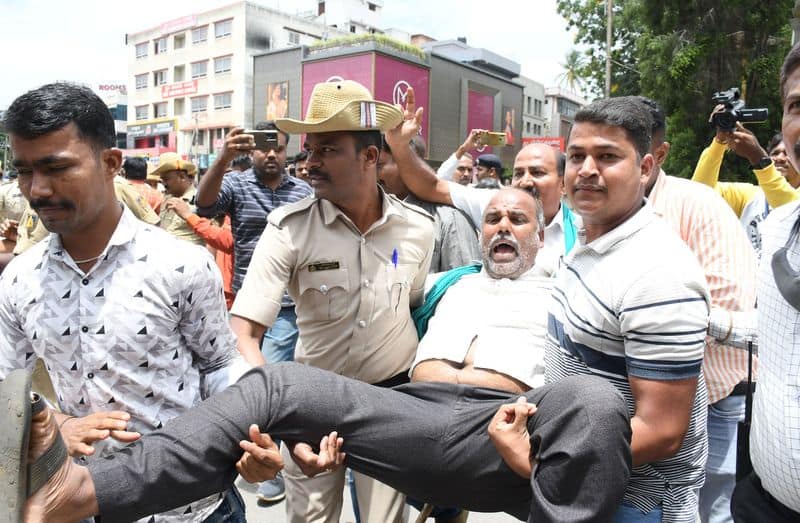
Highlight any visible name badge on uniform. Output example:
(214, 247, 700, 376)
(308, 261, 340, 272)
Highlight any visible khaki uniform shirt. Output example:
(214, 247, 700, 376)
(0, 180, 25, 222)
(158, 185, 205, 246)
(232, 190, 435, 384)
(13, 177, 159, 254)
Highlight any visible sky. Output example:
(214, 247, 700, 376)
(0, 0, 578, 108)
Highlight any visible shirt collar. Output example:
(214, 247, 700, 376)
(646, 169, 667, 216)
(546, 202, 564, 233)
(577, 200, 655, 255)
(47, 205, 139, 263)
(319, 185, 403, 228)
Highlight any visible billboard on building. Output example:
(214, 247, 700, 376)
(301, 54, 431, 145)
(266, 81, 289, 120)
(373, 54, 430, 145)
(467, 90, 494, 155)
(502, 106, 516, 146)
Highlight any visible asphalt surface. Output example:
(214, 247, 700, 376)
(235, 475, 519, 522)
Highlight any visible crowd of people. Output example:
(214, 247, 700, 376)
(2, 41, 800, 523)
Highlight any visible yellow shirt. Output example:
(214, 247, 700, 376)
(158, 185, 205, 246)
(0, 180, 25, 222)
(232, 190, 435, 384)
(692, 139, 799, 216)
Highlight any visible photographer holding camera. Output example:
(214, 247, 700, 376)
(692, 91, 798, 256)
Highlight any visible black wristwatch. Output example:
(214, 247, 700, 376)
(751, 156, 772, 170)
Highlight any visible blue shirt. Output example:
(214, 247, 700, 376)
(196, 169, 312, 300)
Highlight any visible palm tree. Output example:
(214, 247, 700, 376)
(557, 49, 585, 92)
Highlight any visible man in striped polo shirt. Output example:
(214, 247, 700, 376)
(196, 122, 311, 502)
(548, 98, 710, 522)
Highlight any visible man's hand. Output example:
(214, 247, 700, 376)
(456, 129, 486, 158)
(162, 197, 193, 220)
(385, 86, 424, 150)
(729, 122, 769, 166)
(236, 424, 284, 483)
(59, 411, 141, 457)
(0, 219, 19, 242)
(220, 127, 256, 164)
(487, 397, 537, 479)
(287, 431, 346, 478)
(709, 104, 732, 145)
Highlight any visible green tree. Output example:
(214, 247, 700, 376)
(558, 49, 587, 92)
(557, 0, 793, 181)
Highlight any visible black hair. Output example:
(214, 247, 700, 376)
(3, 82, 115, 150)
(122, 156, 148, 180)
(293, 150, 308, 162)
(254, 120, 290, 144)
(781, 42, 800, 101)
(768, 133, 784, 153)
(231, 154, 253, 170)
(632, 96, 667, 143)
(351, 130, 383, 153)
(573, 97, 653, 158)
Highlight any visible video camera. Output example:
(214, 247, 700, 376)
(710, 88, 768, 132)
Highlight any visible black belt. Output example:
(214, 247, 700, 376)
(730, 381, 756, 396)
(372, 370, 411, 388)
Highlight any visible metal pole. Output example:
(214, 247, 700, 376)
(605, 0, 613, 98)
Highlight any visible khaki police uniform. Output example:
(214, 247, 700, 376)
(12, 177, 159, 254)
(158, 185, 205, 246)
(232, 188, 434, 523)
(0, 179, 25, 223)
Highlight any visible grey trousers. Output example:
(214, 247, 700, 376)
(88, 363, 632, 523)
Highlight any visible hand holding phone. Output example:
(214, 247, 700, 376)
(244, 130, 280, 151)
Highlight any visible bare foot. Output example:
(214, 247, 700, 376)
(23, 405, 97, 523)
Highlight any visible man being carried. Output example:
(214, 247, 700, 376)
(10, 188, 632, 523)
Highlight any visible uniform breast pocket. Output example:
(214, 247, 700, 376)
(386, 264, 412, 315)
(298, 268, 349, 322)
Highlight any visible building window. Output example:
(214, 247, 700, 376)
(534, 99, 543, 117)
(214, 55, 232, 75)
(318, 1, 325, 15)
(174, 33, 186, 49)
(214, 92, 232, 110)
(288, 31, 300, 45)
(191, 60, 208, 79)
(368, 2, 377, 10)
(154, 102, 167, 118)
(525, 121, 531, 134)
(135, 73, 148, 90)
(174, 64, 185, 82)
(215, 19, 232, 39)
(194, 129, 206, 146)
(135, 105, 148, 120)
(174, 98, 185, 116)
(153, 69, 167, 86)
(154, 37, 167, 54)
(192, 25, 208, 44)
(135, 42, 148, 59)
(191, 96, 208, 113)
(350, 24, 356, 33)
(526, 96, 531, 114)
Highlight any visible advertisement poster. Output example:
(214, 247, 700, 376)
(502, 106, 516, 146)
(266, 81, 289, 120)
(467, 90, 494, 155)
(302, 55, 373, 118)
(374, 54, 430, 145)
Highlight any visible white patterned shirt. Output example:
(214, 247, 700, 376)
(0, 207, 239, 522)
(751, 199, 800, 512)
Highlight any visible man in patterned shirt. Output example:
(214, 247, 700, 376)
(0, 83, 249, 522)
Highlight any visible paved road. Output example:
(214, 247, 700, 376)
(236, 475, 519, 522)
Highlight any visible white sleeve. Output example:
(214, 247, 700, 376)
(448, 183, 496, 227)
(436, 153, 459, 180)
